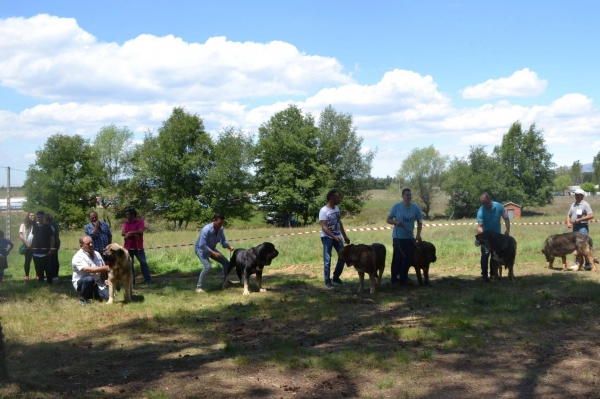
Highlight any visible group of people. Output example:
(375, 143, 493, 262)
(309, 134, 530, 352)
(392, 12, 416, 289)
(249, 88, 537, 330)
(6, 187, 595, 303)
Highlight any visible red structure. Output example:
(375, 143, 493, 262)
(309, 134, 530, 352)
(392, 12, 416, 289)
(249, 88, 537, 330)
(503, 202, 522, 219)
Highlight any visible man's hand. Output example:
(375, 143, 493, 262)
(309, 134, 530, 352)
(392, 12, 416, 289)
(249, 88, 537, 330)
(343, 236, 350, 245)
(212, 251, 223, 259)
(567, 223, 573, 228)
(333, 236, 341, 243)
(395, 221, 404, 228)
(504, 230, 510, 236)
(416, 235, 422, 243)
(227, 246, 235, 252)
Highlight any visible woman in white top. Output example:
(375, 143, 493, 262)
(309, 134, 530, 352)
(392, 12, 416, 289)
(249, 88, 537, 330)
(19, 212, 35, 280)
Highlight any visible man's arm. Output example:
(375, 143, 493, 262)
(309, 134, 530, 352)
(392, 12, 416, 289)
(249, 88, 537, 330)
(416, 221, 423, 242)
(219, 230, 234, 251)
(386, 216, 403, 228)
(80, 265, 110, 274)
(476, 222, 484, 234)
(338, 220, 350, 244)
(7, 241, 14, 255)
(320, 220, 341, 242)
(566, 212, 572, 228)
(503, 216, 511, 236)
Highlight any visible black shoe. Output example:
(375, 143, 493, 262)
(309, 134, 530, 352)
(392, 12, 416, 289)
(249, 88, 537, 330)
(79, 298, 90, 306)
(325, 281, 334, 289)
(332, 278, 345, 286)
(481, 276, 489, 282)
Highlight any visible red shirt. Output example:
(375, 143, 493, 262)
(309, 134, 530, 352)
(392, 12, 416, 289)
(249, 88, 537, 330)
(122, 218, 145, 250)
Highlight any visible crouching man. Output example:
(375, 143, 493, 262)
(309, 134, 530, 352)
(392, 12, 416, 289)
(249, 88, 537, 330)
(72, 235, 111, 306)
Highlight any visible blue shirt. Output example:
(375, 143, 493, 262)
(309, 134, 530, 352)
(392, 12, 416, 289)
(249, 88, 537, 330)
(84, 221, 113, 252)
(195, 222, 230, 259)
(388, 202, 423, 239)
(477, 201, 507, 233)
(0, 238, 13, 257)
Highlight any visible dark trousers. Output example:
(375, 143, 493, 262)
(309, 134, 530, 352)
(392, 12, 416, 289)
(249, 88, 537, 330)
(23, 249, 33, 277)
(480, 246, 491, 277)
(49, 248, 60, 279)
(128, 249, 152, 283)
(391, 238, 416, 284)
(33, 255, 52, 283)
(76, 275, 109, 300)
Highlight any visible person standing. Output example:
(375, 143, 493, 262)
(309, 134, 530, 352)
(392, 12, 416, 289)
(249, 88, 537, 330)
(31, 210, 55, 283)
(567, 188, 594, 270)
(194, 213, 234, 293)
(122, 208, 152, 284)
(84, 211, 113, 254)
(386, 188, 423, 286)
(319, 189, 351, 289)
(476, 193, 511, 281)
(71, 235, 110, 306)
(0, 231, 14, 283)
(19, 212, 35, 280)
(45, 213, 61, 282)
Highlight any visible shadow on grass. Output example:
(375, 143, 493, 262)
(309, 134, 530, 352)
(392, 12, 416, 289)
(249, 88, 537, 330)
(2, 271, 600, 398)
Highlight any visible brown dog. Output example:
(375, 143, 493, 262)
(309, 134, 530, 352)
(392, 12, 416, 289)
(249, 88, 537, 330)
(371, 243, 387, 285)
(102, 243, 133, 304)
(410, 241, 437, 286)
(340, 244, 378, 294)
(475, 231, 517, 281)
(541, 232, 598, 271)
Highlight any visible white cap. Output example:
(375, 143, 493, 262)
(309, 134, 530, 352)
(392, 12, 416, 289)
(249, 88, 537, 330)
(574, 188, 585, 195)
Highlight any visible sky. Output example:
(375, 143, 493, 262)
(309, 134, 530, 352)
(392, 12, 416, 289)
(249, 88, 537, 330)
(1, 0, 599, 186)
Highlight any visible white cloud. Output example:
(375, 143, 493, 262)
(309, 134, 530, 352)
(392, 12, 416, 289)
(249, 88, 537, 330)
(0, 14, 352, 103)
(461, 68, 548, 99)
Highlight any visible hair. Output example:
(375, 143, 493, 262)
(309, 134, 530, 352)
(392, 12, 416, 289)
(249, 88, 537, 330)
(125, 208, 138, 217)
(402, 188, 411, 196)
(212, 213, 225, 221)
(480, 193, 491, 201)
(23, 212, 35, 228)
(36, 210, 45, 216)
(326, 189, 339, 201)
(79, 235, 92, 245)
(44, 213, 54, 223)
(89, 211, 98, 218)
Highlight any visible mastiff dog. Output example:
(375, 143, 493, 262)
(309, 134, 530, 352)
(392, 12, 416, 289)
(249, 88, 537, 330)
(475, 231, 517, 281)
(102, 243, 134, 304)
(223, 242, 279, 295)
(371, 243, 387, 286)
(339, 244, 378, 294)
(410, 241, 437, 286)
(541, 232, 598, 271)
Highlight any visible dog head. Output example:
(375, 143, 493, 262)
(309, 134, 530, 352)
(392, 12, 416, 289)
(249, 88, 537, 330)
(256, 242, 279, 265)
(475, 233, 491, 250)
(419, 241, 437, 263)
(103, 243, 128, 267)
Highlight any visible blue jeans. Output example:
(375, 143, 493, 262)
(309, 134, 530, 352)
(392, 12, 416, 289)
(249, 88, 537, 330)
(196, 250, 230, 289)
(128, 249, 152, 283)
(321, 236, 345, 283)
(573, 224, 591, 265)
(391, 238, 416, 284)
(480, 245, 492, 277)
(76, 275, 109, 301)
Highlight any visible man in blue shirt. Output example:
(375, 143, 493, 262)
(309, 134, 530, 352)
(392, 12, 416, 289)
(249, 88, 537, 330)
(84, 211, 113, 254)
(194, 213, 234, 293)
(476, 193, 511, 281)
(386, 188, 423, 286)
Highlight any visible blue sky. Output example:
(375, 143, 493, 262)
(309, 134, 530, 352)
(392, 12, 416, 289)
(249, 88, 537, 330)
(1, 1, 599, 185)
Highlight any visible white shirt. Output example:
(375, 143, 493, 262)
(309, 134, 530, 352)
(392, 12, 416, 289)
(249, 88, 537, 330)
(72, 248, 106, 290)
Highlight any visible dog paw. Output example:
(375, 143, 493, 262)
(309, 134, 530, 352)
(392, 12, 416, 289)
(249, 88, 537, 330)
(243, 290, 250, 296)
(106, 300, 113, 305)
(259, 288, 267, 293)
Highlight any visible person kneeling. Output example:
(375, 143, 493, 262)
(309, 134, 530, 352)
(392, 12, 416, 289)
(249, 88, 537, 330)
(72, 235, 111, 306)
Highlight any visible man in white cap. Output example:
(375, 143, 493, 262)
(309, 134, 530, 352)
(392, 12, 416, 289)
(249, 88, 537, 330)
(567, 188, 594, 270)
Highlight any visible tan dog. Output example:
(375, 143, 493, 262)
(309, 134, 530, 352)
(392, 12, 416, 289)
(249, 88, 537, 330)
(410, 241, 437, 286)
(339, 244, 378, 294)
(102, 243, 133, 304)
(541, 232, 598, 271)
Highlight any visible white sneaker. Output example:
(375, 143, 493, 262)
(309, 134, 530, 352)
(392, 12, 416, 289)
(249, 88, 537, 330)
(568, 265, 579, 271)
(195, 288, 205, 293)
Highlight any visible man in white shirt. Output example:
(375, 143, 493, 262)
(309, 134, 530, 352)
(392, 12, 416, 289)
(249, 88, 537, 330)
(72, 235, 111, 306)
(319, 189, 351, 289)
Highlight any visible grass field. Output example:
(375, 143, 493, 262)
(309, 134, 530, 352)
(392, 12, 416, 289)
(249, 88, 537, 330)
(1, 192, 600, 398)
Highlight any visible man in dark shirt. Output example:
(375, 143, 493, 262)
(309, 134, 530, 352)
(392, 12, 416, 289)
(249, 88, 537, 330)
(32, 210, 55, 283)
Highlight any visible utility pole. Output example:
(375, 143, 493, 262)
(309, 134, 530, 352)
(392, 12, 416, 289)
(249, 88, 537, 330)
(6, 167, 10, 240)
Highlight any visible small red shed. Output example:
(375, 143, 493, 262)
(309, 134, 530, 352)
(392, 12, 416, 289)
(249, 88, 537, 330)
(503, 202, 522, 219)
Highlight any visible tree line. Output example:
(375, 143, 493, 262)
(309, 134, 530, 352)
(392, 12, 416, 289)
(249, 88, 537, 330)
(24, 105, 374, 228)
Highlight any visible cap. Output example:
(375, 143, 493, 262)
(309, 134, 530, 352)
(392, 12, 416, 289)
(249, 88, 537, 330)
(574, 188, 585, 195)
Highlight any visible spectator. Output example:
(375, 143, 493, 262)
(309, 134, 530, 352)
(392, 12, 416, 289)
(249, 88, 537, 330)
(31, 211, 55, 283)
(84, 211, 113, 253)
(72, 235, 110, 306)
(45, 213, 61, 282)
(121, 208, 152, 284)
(0, 231, 14, 283)
(319, 189, 350, 289)
(194, 213, 234, 293)
(567, 188, 594, 270)
(476, 193, 510, 281)
(19, 212, 35, 280)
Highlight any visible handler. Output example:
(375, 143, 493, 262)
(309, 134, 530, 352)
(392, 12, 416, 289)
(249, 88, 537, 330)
(567, 188, 594, 270)
(72, 235, 110, 306)
(194, 214, 235, 293)
(319, 189, 351, 289)
(476, 193, 510, 281)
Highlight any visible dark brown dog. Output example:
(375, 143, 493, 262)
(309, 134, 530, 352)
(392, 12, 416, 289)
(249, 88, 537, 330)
(541, 232, 598, 271)
(475, 231, 517, 281)
(339, 244, 378, 294)
(223, 242, 279, 295)
(410, 241, 437, 286)
(371, 243, 386, 285)
(102, 243, 133, 304)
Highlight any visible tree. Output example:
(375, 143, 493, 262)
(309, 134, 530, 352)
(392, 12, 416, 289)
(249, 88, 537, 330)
(254, 105, 330, 225)
(593, 152, 600, 186)
(396, 145, 447, 219)
(570, 160, 583, 186)
(24, 134, 103, 227)
(317, 105, 375, 215)
(493, 122, 555, 209)
(581, 182, 597, 195)
(553, 175, 572, 194)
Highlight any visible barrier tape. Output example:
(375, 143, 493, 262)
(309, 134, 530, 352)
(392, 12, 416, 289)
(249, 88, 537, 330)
(25, 219, 600, 251)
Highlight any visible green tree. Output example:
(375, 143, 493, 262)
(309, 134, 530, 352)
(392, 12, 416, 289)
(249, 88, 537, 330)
(570, 160, 583, 186)
(581, 182, 597, 195)
(254, 105, 330, 225)
(24, 134, 103, 227)
(593, 152, 600, 186)
(553, 175, 572, 194)
(317, 105, 375, 215)
(493, 122, 555, 209)
(396, 145, 447, 219)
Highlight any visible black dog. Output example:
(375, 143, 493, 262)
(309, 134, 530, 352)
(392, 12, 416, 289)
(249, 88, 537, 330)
(475, 231, 517, 281)
(222, 242, 279, 295)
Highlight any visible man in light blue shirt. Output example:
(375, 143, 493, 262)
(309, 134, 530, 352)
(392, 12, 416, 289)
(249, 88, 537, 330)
(386, 188, 423, 286)
(194, 213, 234, 293)
(476, 193, 510, 281)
